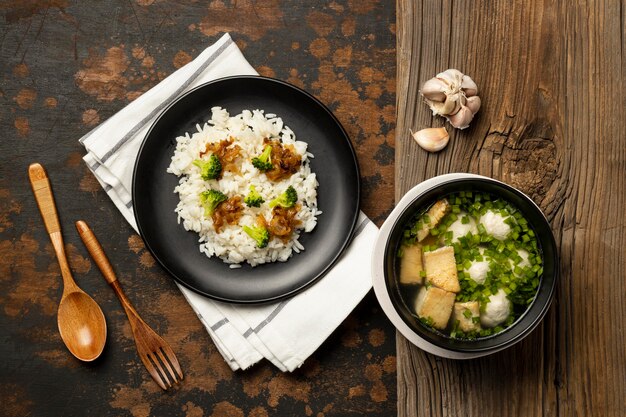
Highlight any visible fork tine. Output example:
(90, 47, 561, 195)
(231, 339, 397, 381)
(139, 353, 167, 390)
(161, 344, 184, 380)
(149, 353, 172, 387)
(156, 348, 178, 384)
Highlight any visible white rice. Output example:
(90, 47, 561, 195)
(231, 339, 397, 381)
(167, 107, 320, 267)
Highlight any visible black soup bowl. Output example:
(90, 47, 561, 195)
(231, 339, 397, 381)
(372, 174, 558, 358)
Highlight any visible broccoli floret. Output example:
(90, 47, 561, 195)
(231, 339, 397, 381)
(269, 186, 298, 208)
(251, 145, 273, 171)
(244, 185, 265, 207)
(193, 154, 222, 180)
(243, 224, 270, 248)
(199, 189, 227, 217)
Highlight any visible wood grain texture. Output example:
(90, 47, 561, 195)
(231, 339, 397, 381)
(29, 163, 77, 292)
(76, 220, 118, 285)
(28, 163, 61, 235)
(395, 1, 625, 416)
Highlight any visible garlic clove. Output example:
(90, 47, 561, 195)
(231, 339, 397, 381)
(465, 95, 481, 114)
(420, 78, 447, 102)
(412, 127, 450, 152)
(437, 69, 464, 90)
(447, 101, 462, 116)
(447, 93, 463, 115)
(461, 75, 478, 97)
(446, 105, 474, 129)
(428, 94, 458, 116)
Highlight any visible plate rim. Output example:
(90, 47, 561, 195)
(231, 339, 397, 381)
(131, 75, 361, 303)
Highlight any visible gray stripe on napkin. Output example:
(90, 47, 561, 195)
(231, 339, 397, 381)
(99, 36, 234, 163)
(88, 160, 101, 171)
(243, 300, 289, 338)
(353, 217, 370, 238)
(211, 318, 229, 331)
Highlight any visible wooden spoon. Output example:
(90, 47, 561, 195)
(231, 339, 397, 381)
(28, 163, 107, 361)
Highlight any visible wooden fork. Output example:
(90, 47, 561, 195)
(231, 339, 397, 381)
(76, 220, 183, 390)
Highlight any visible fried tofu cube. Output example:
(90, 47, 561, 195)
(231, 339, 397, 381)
(414, 286, 456, 330)
(453, 301, 481, 332)
(423, 246, 460, 293)
(417, 199, 451, 241)
(399, 245, 424, 285)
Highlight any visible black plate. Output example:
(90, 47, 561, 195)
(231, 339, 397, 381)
(132, 76, 360, 303)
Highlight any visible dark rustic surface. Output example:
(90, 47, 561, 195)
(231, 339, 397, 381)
(0, 1, 397, 416)
(396, 0, 625, 416)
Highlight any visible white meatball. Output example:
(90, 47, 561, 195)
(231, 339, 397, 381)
(517, 249, 531, 268)
(479, 210, 511, 240)
(510, 248, 531, 276)
(446, 214, 478, 243)
(464, 247, 490, 284)
(480, 289, 511, 328)
(466, 260, 490, 284)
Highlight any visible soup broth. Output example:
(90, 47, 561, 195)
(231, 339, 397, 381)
(396, 191, 543, 339)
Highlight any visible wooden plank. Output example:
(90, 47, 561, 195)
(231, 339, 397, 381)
(395, 1, 625, 416)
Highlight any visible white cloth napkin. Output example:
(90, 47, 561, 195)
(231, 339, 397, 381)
(79, 33, 377, 371)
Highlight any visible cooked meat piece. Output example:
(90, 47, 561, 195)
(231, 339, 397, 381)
(201, 137, 242, 174)
(257, 214, 268, 229)
(263, 138, 302, 182)
(212, 195, 243, 233)
(399, 244, 424, 285)
(417, 199, 451, 241)
(414, 286, 456, 330)
(423, 246, 460, 293)
(453, 301, 481, 332)
(268, 204, 301, 242)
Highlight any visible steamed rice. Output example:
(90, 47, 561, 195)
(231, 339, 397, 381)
(167, 107, 320, 267)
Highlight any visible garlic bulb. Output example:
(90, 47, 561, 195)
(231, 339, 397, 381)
(412, 127, 449, 152)
(420, 69, 481, 129)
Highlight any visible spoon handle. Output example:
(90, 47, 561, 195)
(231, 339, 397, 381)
(28, 163, 76, 291)
(76, 221, 142, 320)
(28, 163, 60, 235)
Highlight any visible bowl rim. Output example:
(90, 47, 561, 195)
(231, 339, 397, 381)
(372, 173, 558, 358)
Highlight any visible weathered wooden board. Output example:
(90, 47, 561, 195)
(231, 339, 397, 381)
(395, 0, 625, 416)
